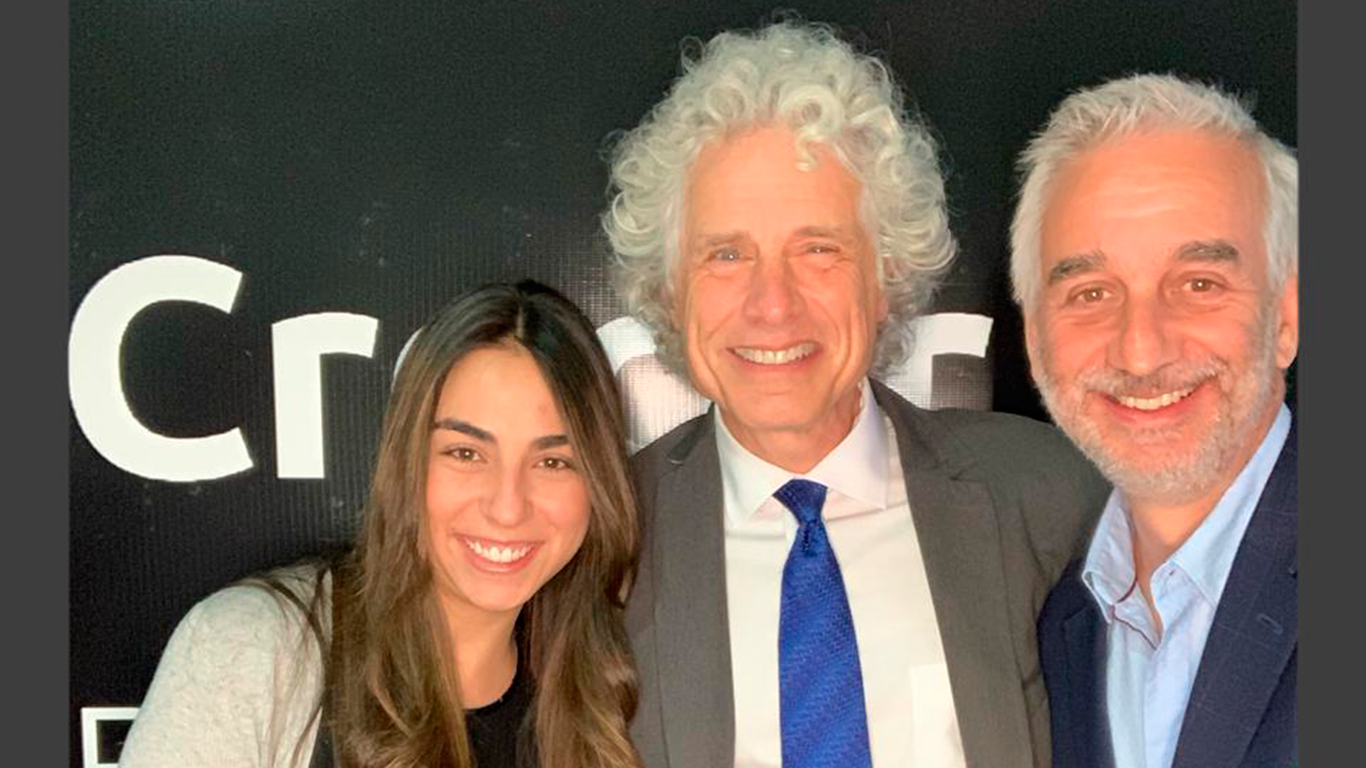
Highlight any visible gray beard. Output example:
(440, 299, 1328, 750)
(1035, 306, 1281, 506)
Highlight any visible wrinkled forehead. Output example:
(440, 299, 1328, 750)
(1040, 129, 1269, 275)
(678, 127, 876, 269)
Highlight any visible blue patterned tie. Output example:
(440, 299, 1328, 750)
(775, 479, 873, 768)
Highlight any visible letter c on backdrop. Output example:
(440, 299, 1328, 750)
(68, 255, 254, 481)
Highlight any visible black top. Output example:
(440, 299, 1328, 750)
(309, 659, 535, 767)
(467, 659, 535, 767)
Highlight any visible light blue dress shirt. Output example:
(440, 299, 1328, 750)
(1081, 404, 1291, 768)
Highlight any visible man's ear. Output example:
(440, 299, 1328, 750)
(1274, 273, 1299, 370)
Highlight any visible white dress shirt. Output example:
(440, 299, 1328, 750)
(1082, 404, 1291, 768)
(718, 379, 966, 767)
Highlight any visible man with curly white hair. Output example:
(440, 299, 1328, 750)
(604, 20, 1107, 768)
(1016, 74, 1297, 768)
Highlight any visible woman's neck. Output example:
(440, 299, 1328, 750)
(437, 598, 521, 708)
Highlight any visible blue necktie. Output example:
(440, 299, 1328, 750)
(775, 479, 873, 768)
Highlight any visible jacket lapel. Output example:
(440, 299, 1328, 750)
(1171, 423, 1297, 768)
(650, 413, 737, 768)
(873, 382, 1034, 768)
(1061, 598, 1115, 768)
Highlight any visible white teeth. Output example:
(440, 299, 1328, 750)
(733, 343, 816, 365)
(1117, 386, 1195, 411)
(463, 539, 532, 564)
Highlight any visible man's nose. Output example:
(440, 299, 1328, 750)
(742, 256, 803, 325)
(1109, 296, 1178, 377)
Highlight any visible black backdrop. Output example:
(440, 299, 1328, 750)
(68, 1, 1296, 765)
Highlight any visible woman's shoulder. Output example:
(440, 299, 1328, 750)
(186, 563, 333, 650)
(118, 562, 334, 768)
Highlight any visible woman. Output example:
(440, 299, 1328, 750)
(120, 280, 642, 768)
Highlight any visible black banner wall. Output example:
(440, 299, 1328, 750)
(69, 1, 1296, 765)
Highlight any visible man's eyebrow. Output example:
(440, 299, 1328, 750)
(793, 225, 852, 240)
(694, 231, 745, 249)
(1174, 239, 1241, 264)
(1046, 251, 1106, 286)
(432, 419, 494, 442)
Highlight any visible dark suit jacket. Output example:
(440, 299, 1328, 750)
(1038, 419, 1297, 768)
(626, 380, 1110, 768)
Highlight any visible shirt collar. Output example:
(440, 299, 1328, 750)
(715, 378, 889, 527)
(1170, 403, 1291, 604)
(1081, 494, 1136, 621)
(1082, 404, 1292, 614)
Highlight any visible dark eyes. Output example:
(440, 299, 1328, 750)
(1060, 276, 1226, 311)
(1065, 286, 1110, 306)
(439, 447, 575, 472)
(445, 446, 483, 462)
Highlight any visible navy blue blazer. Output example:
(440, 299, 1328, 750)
(1038, 419, 1296, 768)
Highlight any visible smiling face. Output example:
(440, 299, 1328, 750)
(674, 126, 887, 470)
(425, 343, 590, 627)
(1025, 129, 1298, 505)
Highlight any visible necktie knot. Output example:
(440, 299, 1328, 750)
(774, 479, 827, 526)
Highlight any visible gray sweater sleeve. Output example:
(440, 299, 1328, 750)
(118, 576, 326, 768)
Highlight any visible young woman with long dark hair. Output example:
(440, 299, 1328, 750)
(120, 281, 642, 768)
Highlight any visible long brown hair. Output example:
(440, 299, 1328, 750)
(281, 280, 640, 767)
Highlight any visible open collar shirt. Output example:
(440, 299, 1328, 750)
(1082, 404, 1291, 768)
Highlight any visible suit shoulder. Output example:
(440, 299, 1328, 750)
(923, 407, 1098, 477)
(630, 412, 709, 477)
(912, 407, 1110, 569)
